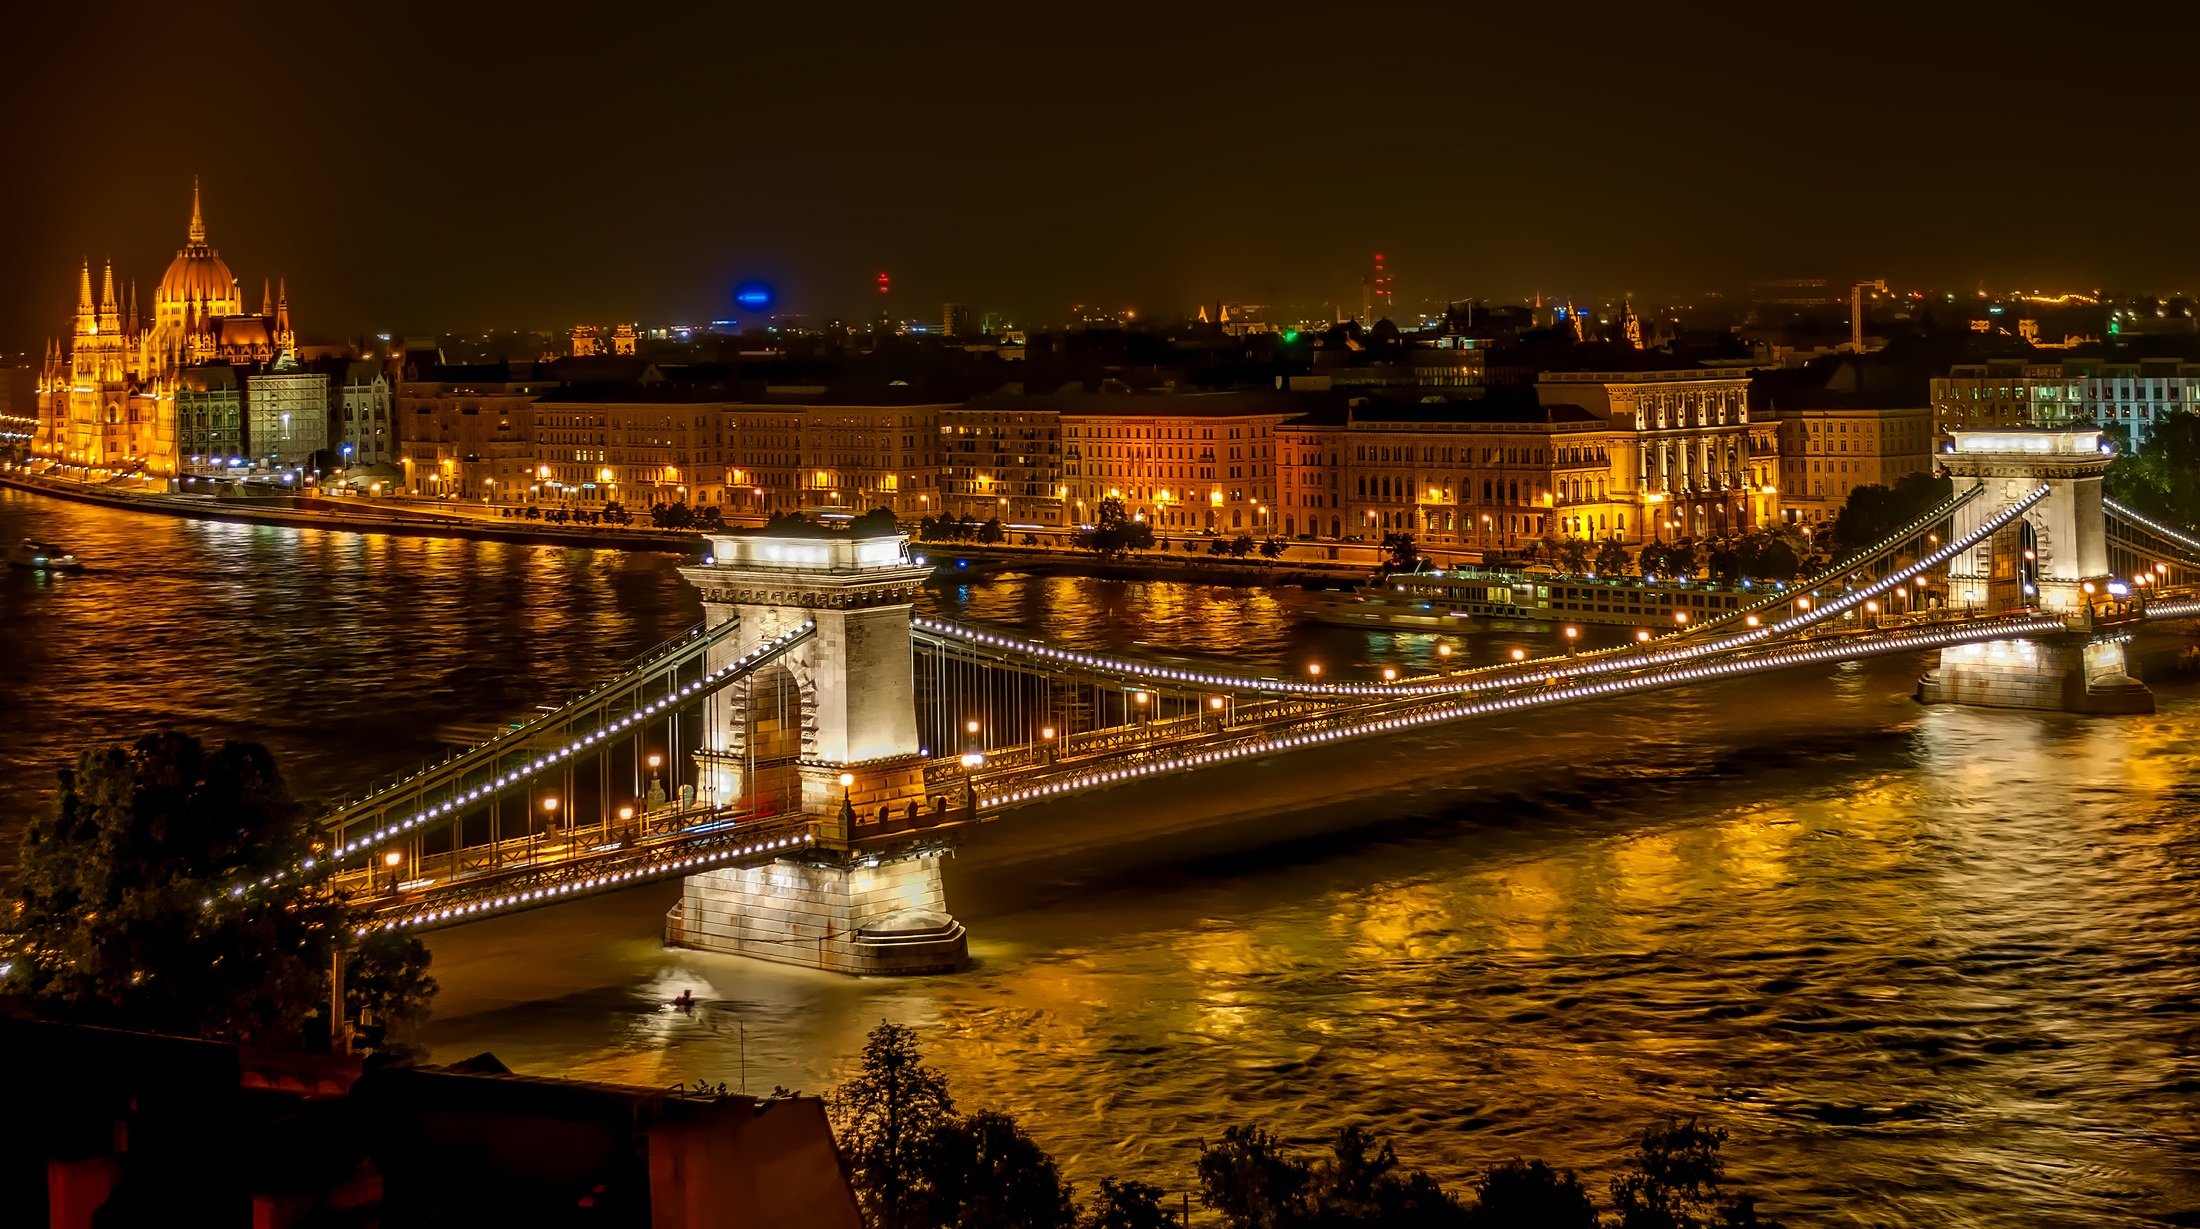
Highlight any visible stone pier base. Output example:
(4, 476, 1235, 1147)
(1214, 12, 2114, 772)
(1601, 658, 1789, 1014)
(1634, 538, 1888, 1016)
(1917, 635, 2153, 714)
(668, 852, 967, 975)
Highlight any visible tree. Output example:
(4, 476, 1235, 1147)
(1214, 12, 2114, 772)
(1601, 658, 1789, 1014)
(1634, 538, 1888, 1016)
(600, 500, 630, 525)
(346, 927, 438, 1056)
(1381, 532, 1419, 572)
(1556, 537, 1593, 575)
(920, 1110, 1079, 1229)
(1228, 534, 1256, 558)
(1595, 536, 1631, 577)
(1087, 1178, 1177, 1229)
(1199, 1125, 1313, 1229)
(1080, 497, 1154, 558)
(979, 517, 1006, 545)
(2, 732, 434, 1048)
(851, 507, 900, 536)
(1312, 1126, 1466, 1228)
(1258, 537, 1287, 560)
(1468, 1159, 1598, 1228)
(831, 1022, 957, 1229)
(697, 504, 727, 531)
(1608, 1119, 1784, 1229)
(2105, 413, 2200, 527)
(1830, 471, 1953, 555)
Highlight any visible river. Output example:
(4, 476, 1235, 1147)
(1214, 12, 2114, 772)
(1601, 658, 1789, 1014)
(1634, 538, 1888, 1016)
(2, 486, 2196, 1227)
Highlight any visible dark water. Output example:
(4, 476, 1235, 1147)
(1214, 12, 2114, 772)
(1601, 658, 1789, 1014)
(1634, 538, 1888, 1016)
(4, 488, 2197, 1227)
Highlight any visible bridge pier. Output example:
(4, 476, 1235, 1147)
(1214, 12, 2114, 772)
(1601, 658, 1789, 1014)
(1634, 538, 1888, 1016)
(1916, 632, 2153, 714)
(668, 848, 967, 976)
(668, 526, 970, 974)
(1917, 427, 2152, 714)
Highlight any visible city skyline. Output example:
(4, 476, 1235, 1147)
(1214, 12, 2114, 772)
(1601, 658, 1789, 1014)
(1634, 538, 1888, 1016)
(8, 2, 2197, 347)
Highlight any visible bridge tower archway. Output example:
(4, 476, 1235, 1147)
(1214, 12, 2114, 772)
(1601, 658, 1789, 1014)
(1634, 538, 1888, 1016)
(1920, 427, 2151, 714)
(1942, 431, 2110, 615)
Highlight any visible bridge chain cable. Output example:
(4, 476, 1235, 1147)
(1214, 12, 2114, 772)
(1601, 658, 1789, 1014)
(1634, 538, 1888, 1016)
(913, 483, 2053, 710)
(202, 622, 819, 916)
(1686, 484, 1984, 637)
(973, 613, 2070, 812)
(2103, 498, 2200, 560)
(326, 622, 817, 857)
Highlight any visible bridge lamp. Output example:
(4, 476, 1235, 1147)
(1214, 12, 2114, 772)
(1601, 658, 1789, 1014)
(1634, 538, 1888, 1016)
(1306, 663, 1323, 677)
(2082, 582, 2095, 595)
(543, 797, 559, 821)
(965, 719, 981, 735)
(1674, 611, 1690, 625)
(1381, 667, 1398, 681)
(648, 754, 662, 770)
(618, 806, 634, 821)
(1745, 615, 1760, 628)
(838, 772, 855, 789)
(1562, 626, 1579, 641)
(1041, 726, 1056, 741)
(960, 753, 984, 769)
(383, 851, 403, 869)
(1796, 597, 1811, 611)
(1510, 648, 1526, 662)
(1636, 629, 1652, 642)
(1208, 696, 1225, 711)
(1865, 600, 1879, 613)
(1436, 643, 1452, 658)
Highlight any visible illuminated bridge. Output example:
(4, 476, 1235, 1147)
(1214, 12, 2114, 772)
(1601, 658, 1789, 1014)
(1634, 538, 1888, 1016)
(252, 427, 2200, 975)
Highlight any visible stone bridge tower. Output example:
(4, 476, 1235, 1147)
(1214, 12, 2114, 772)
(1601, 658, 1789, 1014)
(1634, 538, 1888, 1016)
(668, 527, 967, 975)
(1919, 428, 2151, 713)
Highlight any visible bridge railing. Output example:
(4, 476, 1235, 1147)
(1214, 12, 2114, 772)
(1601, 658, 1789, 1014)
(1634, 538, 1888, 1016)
(323, 621, 816, 861)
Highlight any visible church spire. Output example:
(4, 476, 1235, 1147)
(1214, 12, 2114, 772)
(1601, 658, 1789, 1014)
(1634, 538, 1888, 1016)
(101, 259, 116, 311)
(78, 260, 93, 314)
(261, 278, 272, 318)
(189, 176, 206, 245)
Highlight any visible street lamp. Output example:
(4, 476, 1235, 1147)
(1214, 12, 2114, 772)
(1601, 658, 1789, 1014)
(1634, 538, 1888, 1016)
(1306, 663, 1322, 677)
(1636, 629, 1651, 643)
(1380, 666, 1397, 681)
(1510, 647, 1526, 662)
(959, 751, 983, 809)
(383, 849, 403, 893)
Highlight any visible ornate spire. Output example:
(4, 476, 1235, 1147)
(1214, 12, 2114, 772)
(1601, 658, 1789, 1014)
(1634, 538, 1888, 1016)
(101, 260, 116, 311)
(78, 260, 93, 312)
(189, 177, 206, 245)
(261, 278, 272, 317)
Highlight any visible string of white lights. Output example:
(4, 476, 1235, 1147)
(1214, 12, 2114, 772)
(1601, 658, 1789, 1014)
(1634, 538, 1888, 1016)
(370, 831, 817, 932)
(207, 623, 817, 912)
(917, 483, 2051, 708)
(2104, 498, 2200, 557)
(977, 614, 2069, 810)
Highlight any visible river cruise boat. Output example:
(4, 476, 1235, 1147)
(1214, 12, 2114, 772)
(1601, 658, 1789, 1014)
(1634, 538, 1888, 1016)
(8, 540, 83, 572)
(1304, 566, 1790, 631)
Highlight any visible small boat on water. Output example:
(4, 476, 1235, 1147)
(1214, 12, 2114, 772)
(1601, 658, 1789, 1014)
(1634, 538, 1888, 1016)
(8, 540, 83, 571)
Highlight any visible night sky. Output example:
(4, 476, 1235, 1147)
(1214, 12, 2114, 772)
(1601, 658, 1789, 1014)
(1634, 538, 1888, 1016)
(5, 0, 2195, 346)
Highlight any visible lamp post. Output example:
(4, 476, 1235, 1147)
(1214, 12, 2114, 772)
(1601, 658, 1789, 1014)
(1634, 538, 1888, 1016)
(646, 753, 665, 815)
(1040, 725, 1057, 764)
(382, 849, 403, 894)
(959, 752, 983, 812)
(837, 771, 856, 834)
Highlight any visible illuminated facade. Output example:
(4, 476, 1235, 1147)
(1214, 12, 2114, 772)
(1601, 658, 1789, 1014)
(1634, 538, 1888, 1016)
(1767, 405, 1933, 524)
(1057, 392, 1286, 534)
(1539, 369, 1777, 541)
(33, 182, 297, 478)
(1931, 357, 2200, 451)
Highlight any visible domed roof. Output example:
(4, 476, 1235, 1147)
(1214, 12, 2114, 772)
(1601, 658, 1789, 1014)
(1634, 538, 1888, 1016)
(160, 248, 236, 305)
(157, 181, 238, 308)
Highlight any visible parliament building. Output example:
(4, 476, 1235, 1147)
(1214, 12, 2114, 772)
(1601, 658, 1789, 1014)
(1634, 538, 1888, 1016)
(33, 181, 299, 477)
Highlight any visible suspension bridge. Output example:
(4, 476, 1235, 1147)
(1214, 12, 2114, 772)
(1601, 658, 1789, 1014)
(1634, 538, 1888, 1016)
(268, 426, 2200, 975)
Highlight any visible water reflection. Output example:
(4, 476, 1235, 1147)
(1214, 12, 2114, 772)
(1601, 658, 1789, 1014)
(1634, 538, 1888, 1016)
(3, 492, 2197, 1225)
